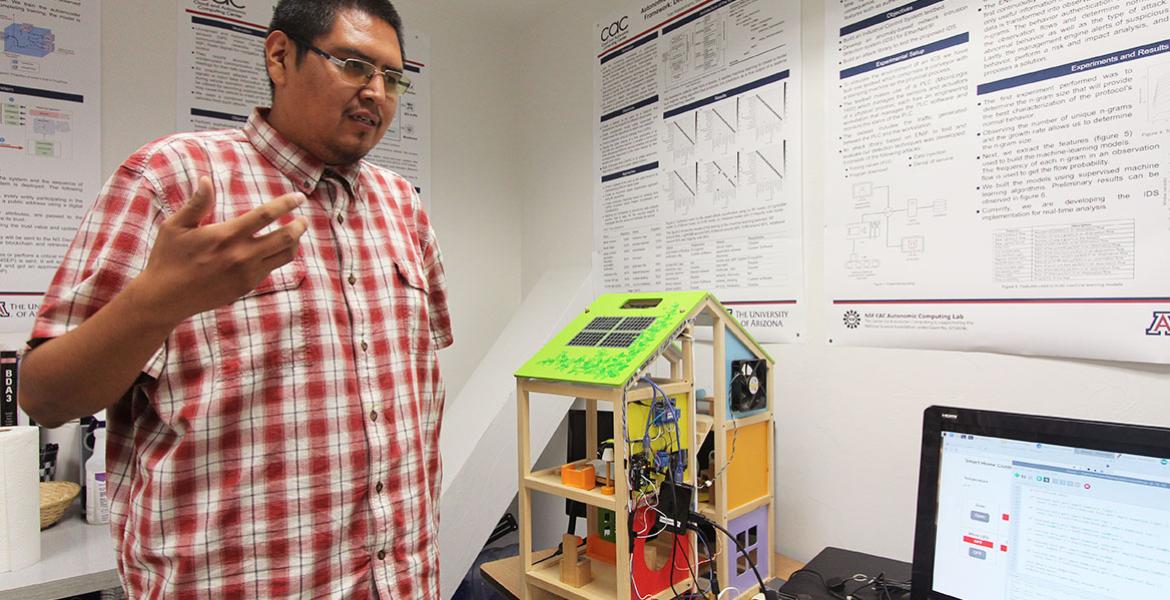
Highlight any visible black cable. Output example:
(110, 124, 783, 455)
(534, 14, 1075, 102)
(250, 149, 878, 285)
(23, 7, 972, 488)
(688, 512, 768, 598)
(656, 384, 693, 599)
(785, 568, 848, 600)
(786, 568, 910, 600)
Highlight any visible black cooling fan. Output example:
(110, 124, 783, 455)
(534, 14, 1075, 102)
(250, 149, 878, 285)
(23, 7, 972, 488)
(730, 359, 767, 414)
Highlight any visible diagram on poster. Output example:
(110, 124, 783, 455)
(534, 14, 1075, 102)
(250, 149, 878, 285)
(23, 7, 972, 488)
(825, 0, 1170, 363)
(595, 0, 804, 342)
(0, 2, 100, 337)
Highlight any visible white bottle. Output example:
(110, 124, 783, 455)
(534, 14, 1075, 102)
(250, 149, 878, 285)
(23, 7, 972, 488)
(85, 427, 109, 525)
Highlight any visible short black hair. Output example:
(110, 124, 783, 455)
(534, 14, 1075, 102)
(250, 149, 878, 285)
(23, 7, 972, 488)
(266, 0, 406, 94)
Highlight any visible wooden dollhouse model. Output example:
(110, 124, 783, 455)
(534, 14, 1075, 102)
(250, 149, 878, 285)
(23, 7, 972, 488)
(514, 291, 775, 599)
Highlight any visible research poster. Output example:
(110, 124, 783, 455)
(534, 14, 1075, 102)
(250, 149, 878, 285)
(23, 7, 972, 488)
(0, 0, 100, 336)
(826, 0, 1170, 364)
(594, 0, 804, 343)
(177, 1, 432, 202)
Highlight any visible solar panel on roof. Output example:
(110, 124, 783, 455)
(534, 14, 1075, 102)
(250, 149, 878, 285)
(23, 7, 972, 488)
(598, 332, 640, 348)
(616, 316, 656, 331)
(567, 330, 608, 347)
(584, 316, 622, 331)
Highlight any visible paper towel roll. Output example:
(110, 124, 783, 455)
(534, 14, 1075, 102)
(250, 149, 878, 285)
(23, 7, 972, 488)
(0, 426, 41, 573)
(41, 421, 81, 483)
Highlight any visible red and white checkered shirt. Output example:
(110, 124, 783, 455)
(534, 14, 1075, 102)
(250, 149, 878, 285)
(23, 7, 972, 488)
(29, 109, 452, 599)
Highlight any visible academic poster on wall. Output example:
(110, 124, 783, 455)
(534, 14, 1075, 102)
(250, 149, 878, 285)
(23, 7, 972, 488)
(825, 1, 1170, 363)
(0, 0, 100, 336)
(177, 1, 432, 202)
(594, 0, 804, 343)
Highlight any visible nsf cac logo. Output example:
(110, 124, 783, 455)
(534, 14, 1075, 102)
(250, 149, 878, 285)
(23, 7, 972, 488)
(1147, 311, 1170, 336)
(196, 0, 247, 10)
(600, 16, 629, 43)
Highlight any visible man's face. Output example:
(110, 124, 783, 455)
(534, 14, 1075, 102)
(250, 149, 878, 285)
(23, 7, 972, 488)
(272, 9, 401, 165)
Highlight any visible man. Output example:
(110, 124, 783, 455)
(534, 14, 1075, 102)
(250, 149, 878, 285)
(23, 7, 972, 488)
(18, 1, 451, 597)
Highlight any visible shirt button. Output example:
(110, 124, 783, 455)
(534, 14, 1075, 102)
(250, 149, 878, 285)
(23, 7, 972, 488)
(348, 274, 357, 285)
(370, 410, 378, 422)
(302, 180, 312, 189)
(337, 214, 345, 225)
(377, 550, 386, 560)
(376, 482, 384, 493)
(361, 341, 368, 352)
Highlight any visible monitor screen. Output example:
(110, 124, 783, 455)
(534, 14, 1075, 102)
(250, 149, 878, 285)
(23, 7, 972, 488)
(912, 406, 1170, 600)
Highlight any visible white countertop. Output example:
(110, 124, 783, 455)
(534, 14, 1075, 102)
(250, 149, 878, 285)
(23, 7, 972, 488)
(0, 502, 120, 600)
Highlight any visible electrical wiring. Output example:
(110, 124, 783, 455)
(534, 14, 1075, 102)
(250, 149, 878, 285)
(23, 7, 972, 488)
(689, 513, 768, 598)
(641, 376, 691, 599)
(786, 568, 911, 600)
(705, 375, 741, 488)
(716, 586, 742, 599)
(625, 374, 709, 598)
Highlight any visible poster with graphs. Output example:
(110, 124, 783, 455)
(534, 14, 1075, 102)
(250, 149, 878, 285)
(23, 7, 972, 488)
(593, 0, 805, 342)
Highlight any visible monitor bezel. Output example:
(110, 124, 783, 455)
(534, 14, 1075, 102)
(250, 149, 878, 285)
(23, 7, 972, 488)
(911, 405, 1170, 600)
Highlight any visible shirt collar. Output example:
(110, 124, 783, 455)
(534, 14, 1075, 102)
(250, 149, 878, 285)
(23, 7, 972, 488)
(245, 108, 363, 194)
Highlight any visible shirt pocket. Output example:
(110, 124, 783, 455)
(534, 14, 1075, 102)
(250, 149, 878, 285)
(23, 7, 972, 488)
(392, 256, 431, 355)
(212, 257, 308, 385)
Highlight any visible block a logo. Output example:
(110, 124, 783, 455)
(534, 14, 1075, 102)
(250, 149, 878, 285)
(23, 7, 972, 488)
(1147, 311, 1170, 336)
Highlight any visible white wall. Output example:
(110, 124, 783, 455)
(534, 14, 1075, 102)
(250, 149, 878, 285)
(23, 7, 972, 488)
(91, 0, 526, 399)
(518, 0, 1170, 565)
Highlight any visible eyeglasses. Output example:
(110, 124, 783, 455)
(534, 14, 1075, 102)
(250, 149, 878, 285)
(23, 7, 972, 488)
(290, 36, 412, 97)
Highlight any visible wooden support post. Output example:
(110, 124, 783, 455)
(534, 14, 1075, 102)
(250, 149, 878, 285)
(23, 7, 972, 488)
(586, 398, 601, 530)
(613, 390, 631, 600)
(681, 325, 699, 572)
(516, 381, 533, 600)
(560, 533, 592, 587)
(711, 317, 731, 591)
(766, 361, 776, 579)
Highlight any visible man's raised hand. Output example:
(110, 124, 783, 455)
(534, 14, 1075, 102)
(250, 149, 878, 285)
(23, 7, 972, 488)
(135, 176, 309, 324)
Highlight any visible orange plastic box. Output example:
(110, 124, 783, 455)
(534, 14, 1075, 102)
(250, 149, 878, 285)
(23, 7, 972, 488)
(561, 463, 596, 490)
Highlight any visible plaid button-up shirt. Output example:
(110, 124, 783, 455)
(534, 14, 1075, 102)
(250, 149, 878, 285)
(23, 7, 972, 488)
(29, 109, 452, 599)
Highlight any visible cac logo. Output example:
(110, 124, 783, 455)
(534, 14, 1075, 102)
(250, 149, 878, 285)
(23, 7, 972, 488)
(601, 17, 629, 42)
(1147, 311, 1170, 336)
(212, 0, 246, 7)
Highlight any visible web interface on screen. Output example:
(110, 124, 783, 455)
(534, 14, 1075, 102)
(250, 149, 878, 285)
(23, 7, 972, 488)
(932, 432, 1170, 600)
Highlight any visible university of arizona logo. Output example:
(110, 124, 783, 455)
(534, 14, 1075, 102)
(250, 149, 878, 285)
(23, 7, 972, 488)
(0, 302, 9, 318)
(1147, 312, 1170, 336)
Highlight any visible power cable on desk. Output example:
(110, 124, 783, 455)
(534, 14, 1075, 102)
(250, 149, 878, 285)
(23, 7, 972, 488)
(786, 568, 910, 600)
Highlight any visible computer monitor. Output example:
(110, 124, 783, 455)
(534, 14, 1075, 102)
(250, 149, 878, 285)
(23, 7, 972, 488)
(912, 406, 1170, 600)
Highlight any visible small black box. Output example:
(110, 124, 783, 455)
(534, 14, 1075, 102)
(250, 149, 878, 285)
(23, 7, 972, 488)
(655, 481, 694, 534)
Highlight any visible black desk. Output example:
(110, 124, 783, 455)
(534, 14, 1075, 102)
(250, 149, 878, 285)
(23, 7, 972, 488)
(778, 547, 911, 600)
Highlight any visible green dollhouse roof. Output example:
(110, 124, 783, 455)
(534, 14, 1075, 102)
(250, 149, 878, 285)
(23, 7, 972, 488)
(514, 291, 771, 387)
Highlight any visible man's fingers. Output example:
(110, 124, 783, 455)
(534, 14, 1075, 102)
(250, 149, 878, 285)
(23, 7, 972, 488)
(169, 176, 216, 228)
(254, 216, 308, 261)
(257, 218, 308, 272)
(230, 192, 306, 236)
